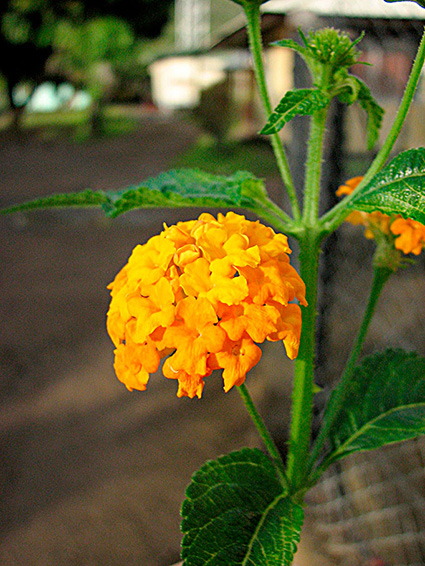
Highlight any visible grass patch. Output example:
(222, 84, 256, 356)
(1, 105, 139, 142)
(173, 135, 280, 178)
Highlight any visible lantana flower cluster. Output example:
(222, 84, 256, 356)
(107, 212, 306, 398)
(338, 176, 425, 256)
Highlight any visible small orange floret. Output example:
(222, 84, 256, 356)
(106, 212, 306, 398)
(336, 176, 364, 197)
(391, 217, 425, 255)
(337, 177, 425, 255)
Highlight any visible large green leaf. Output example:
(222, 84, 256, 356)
(321, 349, 425, 469)
(348, 148, 425, 224)
(181, 448, 304, 566)
(1, 169, 269, 218)
(260, 89, 329, 135)
(106, 169, 269, 217)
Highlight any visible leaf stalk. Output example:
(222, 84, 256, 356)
(237, 382, 289, 490)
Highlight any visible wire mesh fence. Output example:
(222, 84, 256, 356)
(307, 438, 425, 565)
(279, 8, 425, 564)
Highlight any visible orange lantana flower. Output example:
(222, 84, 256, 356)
(107, 212, 306, 398)
(209, 336, 262, 393)
(337, 177, 425, 256)
(391, 217, 425, 255)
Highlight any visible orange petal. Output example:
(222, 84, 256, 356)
(211, 336, 262, 392)
(179, 257, 212, 297)
(162, 359, 206, 398)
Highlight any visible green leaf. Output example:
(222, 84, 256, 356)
(0, 189, 109, 215)
(336, 76, 383, 149)
(322, 349, 425, 468)
(107, 169, 269, 218)
(1, 169, 269, 218)
(260, 89, 329, 135)
(356, 78, 385, 150)
(347, 148, 425, 224)
(181, 448, 304, 566)
(273, 38, 309, 60)
(335, 74, 361, 105)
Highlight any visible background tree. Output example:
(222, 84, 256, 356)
(0, 0, 174, 131)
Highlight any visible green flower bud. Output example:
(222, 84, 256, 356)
(300, 28, 363, 71)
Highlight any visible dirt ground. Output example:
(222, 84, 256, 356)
(5, 110, 425, 566)
(0, 113, 325, 566)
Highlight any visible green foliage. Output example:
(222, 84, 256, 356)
(107, 169, 270, 217)
(181, 448, 304, 566)
(0, 0, 173, 108)
(0, 106, 138, 141)
(299, 28, 364, 70)
(52, 15, 136, 102)
(260, 89, 330, 135)
(275, 28, 363, 80)
(319, 349, 425, 470)
(335, 76, 384, 150)
(2, 10, 32, 43)
(173, 137, 279, 178)
(273, 38, 308, 59)
(53, 16, 134, 69)
(355, 79, 385, 150)
(273, 30, 383, 148)
(347, 148, 425, 224)
(1, 169, 274, 218)
(0, 189, 109, 214)
(0, 0, 174, 41)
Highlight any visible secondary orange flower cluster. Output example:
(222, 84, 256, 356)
(107, 212, 306, 398)
(337, 176, 425, 255)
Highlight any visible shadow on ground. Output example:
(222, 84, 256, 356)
(0, 114, 294, 565)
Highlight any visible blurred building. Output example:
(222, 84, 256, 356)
(150, 0, 425, 150)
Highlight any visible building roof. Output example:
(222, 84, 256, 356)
(263, 0, 425, 20)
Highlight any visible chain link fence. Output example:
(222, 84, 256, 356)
(290, 11, 425, 564)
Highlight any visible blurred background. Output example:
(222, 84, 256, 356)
(1, 0, 425, 564)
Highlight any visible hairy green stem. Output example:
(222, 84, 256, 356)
(306, 266, 393, 483)
(238, 382, 289, 489)
(302, 107, 329, 224)
(286, 230, 321, 493)
(320, 24, 425, 235)
(285, 102, 329, 492)
(252, 199, 302, 237)
(243, 2, 301, 223)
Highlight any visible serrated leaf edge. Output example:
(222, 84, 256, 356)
(260, 89, 329, 135)
(348, 148, 425, 222)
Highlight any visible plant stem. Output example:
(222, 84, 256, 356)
(302, 107, 329, 225)
(286, 229, 321, 493)
(243, 2, 301, 223)
(238, 382, 289, 489)
(320, 23, 425, 236)
(305, 266, 393, 482)
(253, 199, 303, 237)
(285, 101, 329, 492)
